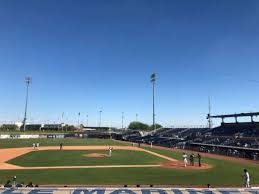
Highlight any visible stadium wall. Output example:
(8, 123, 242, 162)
(0, 187, 259, 194)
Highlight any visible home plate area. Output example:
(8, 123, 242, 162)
(1, 188, 259, 194)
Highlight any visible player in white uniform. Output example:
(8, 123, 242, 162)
(243, 169, 250, 188)
(32, 143, 35, 150)
(182, 153, 188, 167)
(36, 143, 39, 150)
(108, 147, 113, 157)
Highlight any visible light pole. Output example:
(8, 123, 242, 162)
(208, 96, 212, 129)
(151, 73, 156, 131)
(99, 110, 102, 127)
(86, 114, 88, 126)
(61, 112, 64, 131)
(136, 113, 138, 121)
(121, 112, 124, 129)
(23, 76, 32, 131)
(78, 112, 80, 129)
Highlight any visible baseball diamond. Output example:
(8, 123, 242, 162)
(0, 0, 258, 192)
(0, 138, 258, 188)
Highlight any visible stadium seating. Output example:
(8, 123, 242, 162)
(122, 122, 259, 160)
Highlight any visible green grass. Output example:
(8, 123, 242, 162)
(8, 150, 165, 167)
(0, 166, 256, 186)
(0, 139, 259, 186)
(0, 130, 73, 134)
(0, 138, 127, 148)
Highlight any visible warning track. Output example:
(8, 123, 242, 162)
(0, 146, 211, 170)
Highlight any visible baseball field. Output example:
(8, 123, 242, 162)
(0, 138, 258, 187)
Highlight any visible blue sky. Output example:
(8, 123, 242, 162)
(0, 0, 258, 127)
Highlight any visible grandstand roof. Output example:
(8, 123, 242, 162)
(207, 112, 259, 119)
(190, 142, 259, 151)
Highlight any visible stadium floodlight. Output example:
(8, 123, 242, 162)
(208, 97, 213, 129)
(136, 113, 138, 121)
(99, 110, 102, 127)
(61, 112, 64, 131)
(78, 112, 81, 128)
(23, 76, 32, 131)
(150, 73, 156, 131)
(86, 114, 88, 126)
(121, 112, 124, 129)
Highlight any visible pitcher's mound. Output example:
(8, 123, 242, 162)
(83, 153, 109, 158)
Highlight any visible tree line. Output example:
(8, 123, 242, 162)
(128, 121, 162, 131)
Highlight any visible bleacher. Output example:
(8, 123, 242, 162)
(122, 122, 259, 160)
(211, 122, 259, 136)
(122, 127, 207, 148)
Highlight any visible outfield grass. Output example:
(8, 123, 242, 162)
(8, 150, 165, 167)
(0, 131, 72, 135)
(0, 164, 256, 186)
(0, 139, 259, 186)
(0, 138, 127, 148)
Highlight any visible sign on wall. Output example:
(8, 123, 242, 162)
(0, 187, 259, 194)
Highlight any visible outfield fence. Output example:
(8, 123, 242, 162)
(0, 134, 67, 139)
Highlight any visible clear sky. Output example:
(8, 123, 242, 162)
(0, 0, 258, 127)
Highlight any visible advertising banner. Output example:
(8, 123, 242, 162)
(0, 187, 259, 194)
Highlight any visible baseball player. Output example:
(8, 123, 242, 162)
(243, 169, 250, 188)
(60, 143, 63, 150)
(32, 143, 35, 150)
(36, 143, 39, 150)
(190, 153, 194, 166)
(197, 154, 201, 167)
(182, 153, 188, 167)
(13, 176, 16, 187)
(108, 147, 113, 157)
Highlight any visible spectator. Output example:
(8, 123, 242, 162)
(16, 182, 24, 187)
(4, 180, 12, 188)
(26, 182, 34, 187)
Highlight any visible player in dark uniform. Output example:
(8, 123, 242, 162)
(190, 153, 194, 166)
(60, 143, 63, 150)
(197, 153, 201, 167)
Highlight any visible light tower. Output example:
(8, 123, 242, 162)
(121, 112, 124, 129)
(61, 112, 64, 132)
(208, 96, 213, 129)
(99, 110, 102, 127)
(150, 73, 156, 130)
(23, 76, 32, 131)
(78, 112, 80, 129)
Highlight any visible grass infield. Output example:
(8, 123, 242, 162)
(8, 150, 165, 167)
